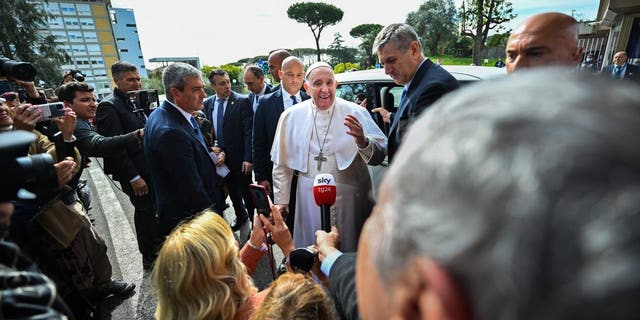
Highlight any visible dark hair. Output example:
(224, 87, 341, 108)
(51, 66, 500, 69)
(111, 61, 138, 80)
(244, 65, 264, 78)
(56, 81, 94, 103)
(207, 69, 228, 82)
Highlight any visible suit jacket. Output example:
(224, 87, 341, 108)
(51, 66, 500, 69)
(252, 88, 310, 183)
(95, 88, 148, 182)
(601, 63, 640, 83)
(74, 119, 138, 159)
(329, 253, 360, 320)
(388, 59, 459, 162)
(143, 102, 219, 233)
(203, 91, 253, 171)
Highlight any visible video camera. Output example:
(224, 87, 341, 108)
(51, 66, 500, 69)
(65, 69, 85, 82)
(0, 56, 37, 82)
(127, 89, 159, 113)
(0, 131, 59, 202)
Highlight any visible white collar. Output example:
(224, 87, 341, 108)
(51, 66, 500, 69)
(166, 100, 195, 124)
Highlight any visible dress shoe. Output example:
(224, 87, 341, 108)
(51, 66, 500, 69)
(95, 280, 136, 299)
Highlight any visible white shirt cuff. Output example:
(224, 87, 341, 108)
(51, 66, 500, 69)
(129, 175, 141, 183)
(320, 250, 343, 277)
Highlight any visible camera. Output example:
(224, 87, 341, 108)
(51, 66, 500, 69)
(0, 131, 59, 202)
(289, 248, 316, 274)
(128, 89, 159, 113)
(65, 69, 85, 82)
(34, 102, 66, 122)
(0, 56, 37, 82)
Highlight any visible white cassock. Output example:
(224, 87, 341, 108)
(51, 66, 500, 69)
(271, 97, 387, 251)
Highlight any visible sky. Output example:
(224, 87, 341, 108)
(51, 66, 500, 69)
(110, 0, 600, 68)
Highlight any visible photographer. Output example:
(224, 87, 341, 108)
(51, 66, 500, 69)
(2, 101, 135, 318)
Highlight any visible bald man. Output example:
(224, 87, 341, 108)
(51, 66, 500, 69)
(506, 12, 583, 73)
(601, 51, 640, 83)
(267, 49, 291, 91)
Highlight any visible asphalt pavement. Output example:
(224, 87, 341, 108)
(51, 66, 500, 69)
(84, 158, 284, 319)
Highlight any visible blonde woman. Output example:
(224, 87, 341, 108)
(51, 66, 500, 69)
(250, 272, 336, 320)
(153, 207, 294, 320)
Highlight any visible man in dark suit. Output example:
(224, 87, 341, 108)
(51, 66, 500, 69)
(601, 51, 640, 83)
(95, 61, 157, 267)
(267, 49, 291, 92)
(144, 63, 219, 238)
(372, 23, 459, 162)
(203, 69, 253, 231)
(243, 64, 274, 113)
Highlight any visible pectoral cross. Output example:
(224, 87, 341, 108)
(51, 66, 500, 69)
(314, 152, 327, 171)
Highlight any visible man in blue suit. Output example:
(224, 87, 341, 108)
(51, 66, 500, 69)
(144, 63, 219, 237)
(601, 51, 640, 84)
(372, 23, 459, 162)
(243, 65, 274, 113)
(253, 56, 309, 231)
(203, 69, 254, 231)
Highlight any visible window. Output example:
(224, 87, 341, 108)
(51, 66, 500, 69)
(87, 45, 101, 55)
(79, 18, 95, 29)
(83, 32, 98, 41)
(64, 17, 80, 29)
(91, 59, 104, 65)
(45, 3, 60, 14)
(49, 17, 64, 29)
(71, 44, 87, 55)
(120, 49, 128, 52)
(60, 3, 76, 15)
(126, 23, 137, 27)
(116, 37, 125, 41)
(68, 31, 83, 42)
(51, 31, 67, 41)
(76, 59, 89, 65)
(77, 4, 91, 16)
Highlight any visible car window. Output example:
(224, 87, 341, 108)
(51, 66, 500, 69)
(336, 83, 367, 103)
(388, 86, 403, 109)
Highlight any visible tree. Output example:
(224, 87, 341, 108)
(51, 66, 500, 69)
(327, 33, 357, 69)
(0, 0, 70, 87)
(350, 24, 383, 68)
(460, 0, 516, 65)
(287, 2, 344, 62)
(485, 31, 510, 47)
(406, 0, 457, 55)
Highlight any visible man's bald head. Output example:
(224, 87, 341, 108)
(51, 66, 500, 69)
(268, 49, 291, 82)
(506, 12, 583, 74)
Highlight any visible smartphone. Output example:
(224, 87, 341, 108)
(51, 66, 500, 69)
(34, 102, 65, 122)
(249, 184, 270, 217)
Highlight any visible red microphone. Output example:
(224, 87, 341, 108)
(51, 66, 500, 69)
(313, 173, 336, 232)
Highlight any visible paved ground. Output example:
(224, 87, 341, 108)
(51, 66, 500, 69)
(85, 158, 283, 319)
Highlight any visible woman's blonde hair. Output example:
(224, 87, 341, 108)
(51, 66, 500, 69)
(250, 272, 336, 320)
(153, 210, 257, 320)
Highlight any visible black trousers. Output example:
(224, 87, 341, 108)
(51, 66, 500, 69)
(120, 179, 160, 261)
(218, 170, 251, 225)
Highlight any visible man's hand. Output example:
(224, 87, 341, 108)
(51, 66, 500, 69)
(12, 104, 42, 131)
(215, 152, 226, 167)
(130, 178, 149, 196)
(54, 157, 77, 187)
(371, 106, 392, 124)
(344, 114, 368, 148)
(258, 180, 271, 194)
(13, 80, 40, 99)
(242, 161, 253, 175)
(52, 107, 76, 141)
(315, 226, 340, 262)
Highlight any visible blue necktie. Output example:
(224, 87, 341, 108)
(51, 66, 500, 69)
(399, 88, 407, 106)
(189, 116, 206, 146)
(216, 98, 225, 145)
(614, 66, 623, 79)
(290, 95, 297, 105)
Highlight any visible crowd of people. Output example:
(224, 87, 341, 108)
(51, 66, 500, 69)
(1, 10, 639, 320)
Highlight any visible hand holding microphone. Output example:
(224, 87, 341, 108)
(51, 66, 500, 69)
(313, 173, 336, 232)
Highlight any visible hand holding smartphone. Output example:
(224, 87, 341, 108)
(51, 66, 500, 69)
(249, 184, 271, 217)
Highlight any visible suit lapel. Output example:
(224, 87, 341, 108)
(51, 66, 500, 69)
(389, 59, 432, 134)
(165, 102, 208, 151)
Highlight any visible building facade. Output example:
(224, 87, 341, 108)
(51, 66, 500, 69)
(111, 7, 147, 78)
(38, 0, 119, 99)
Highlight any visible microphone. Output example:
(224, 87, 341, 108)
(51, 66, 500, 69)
(313, 173, 336, 232)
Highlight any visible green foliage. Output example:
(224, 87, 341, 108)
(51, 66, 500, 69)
(0, 0, 70, 87)
(448, 36, 474, 57)
(287, 2, 344, 62)
(350, 24, 383, 69)
(460, 0, 516, 65)
(327, 33, 358, 67)
(333, 62, 360, 74)
(406, 0, 458, 55)
(485, 31, 510, 47)
(201, 64, 245, 93)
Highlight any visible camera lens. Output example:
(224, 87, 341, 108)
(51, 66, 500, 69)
(0, 57, 37, 82)
(73, 73, 85, 82)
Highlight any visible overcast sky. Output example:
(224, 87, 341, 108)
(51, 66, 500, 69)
(110, 0, 599, 68)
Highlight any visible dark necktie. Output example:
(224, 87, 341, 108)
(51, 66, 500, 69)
(216, 98, 225, 146)
(291, 95, 297, 105)
(189, 116, 206, 146)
